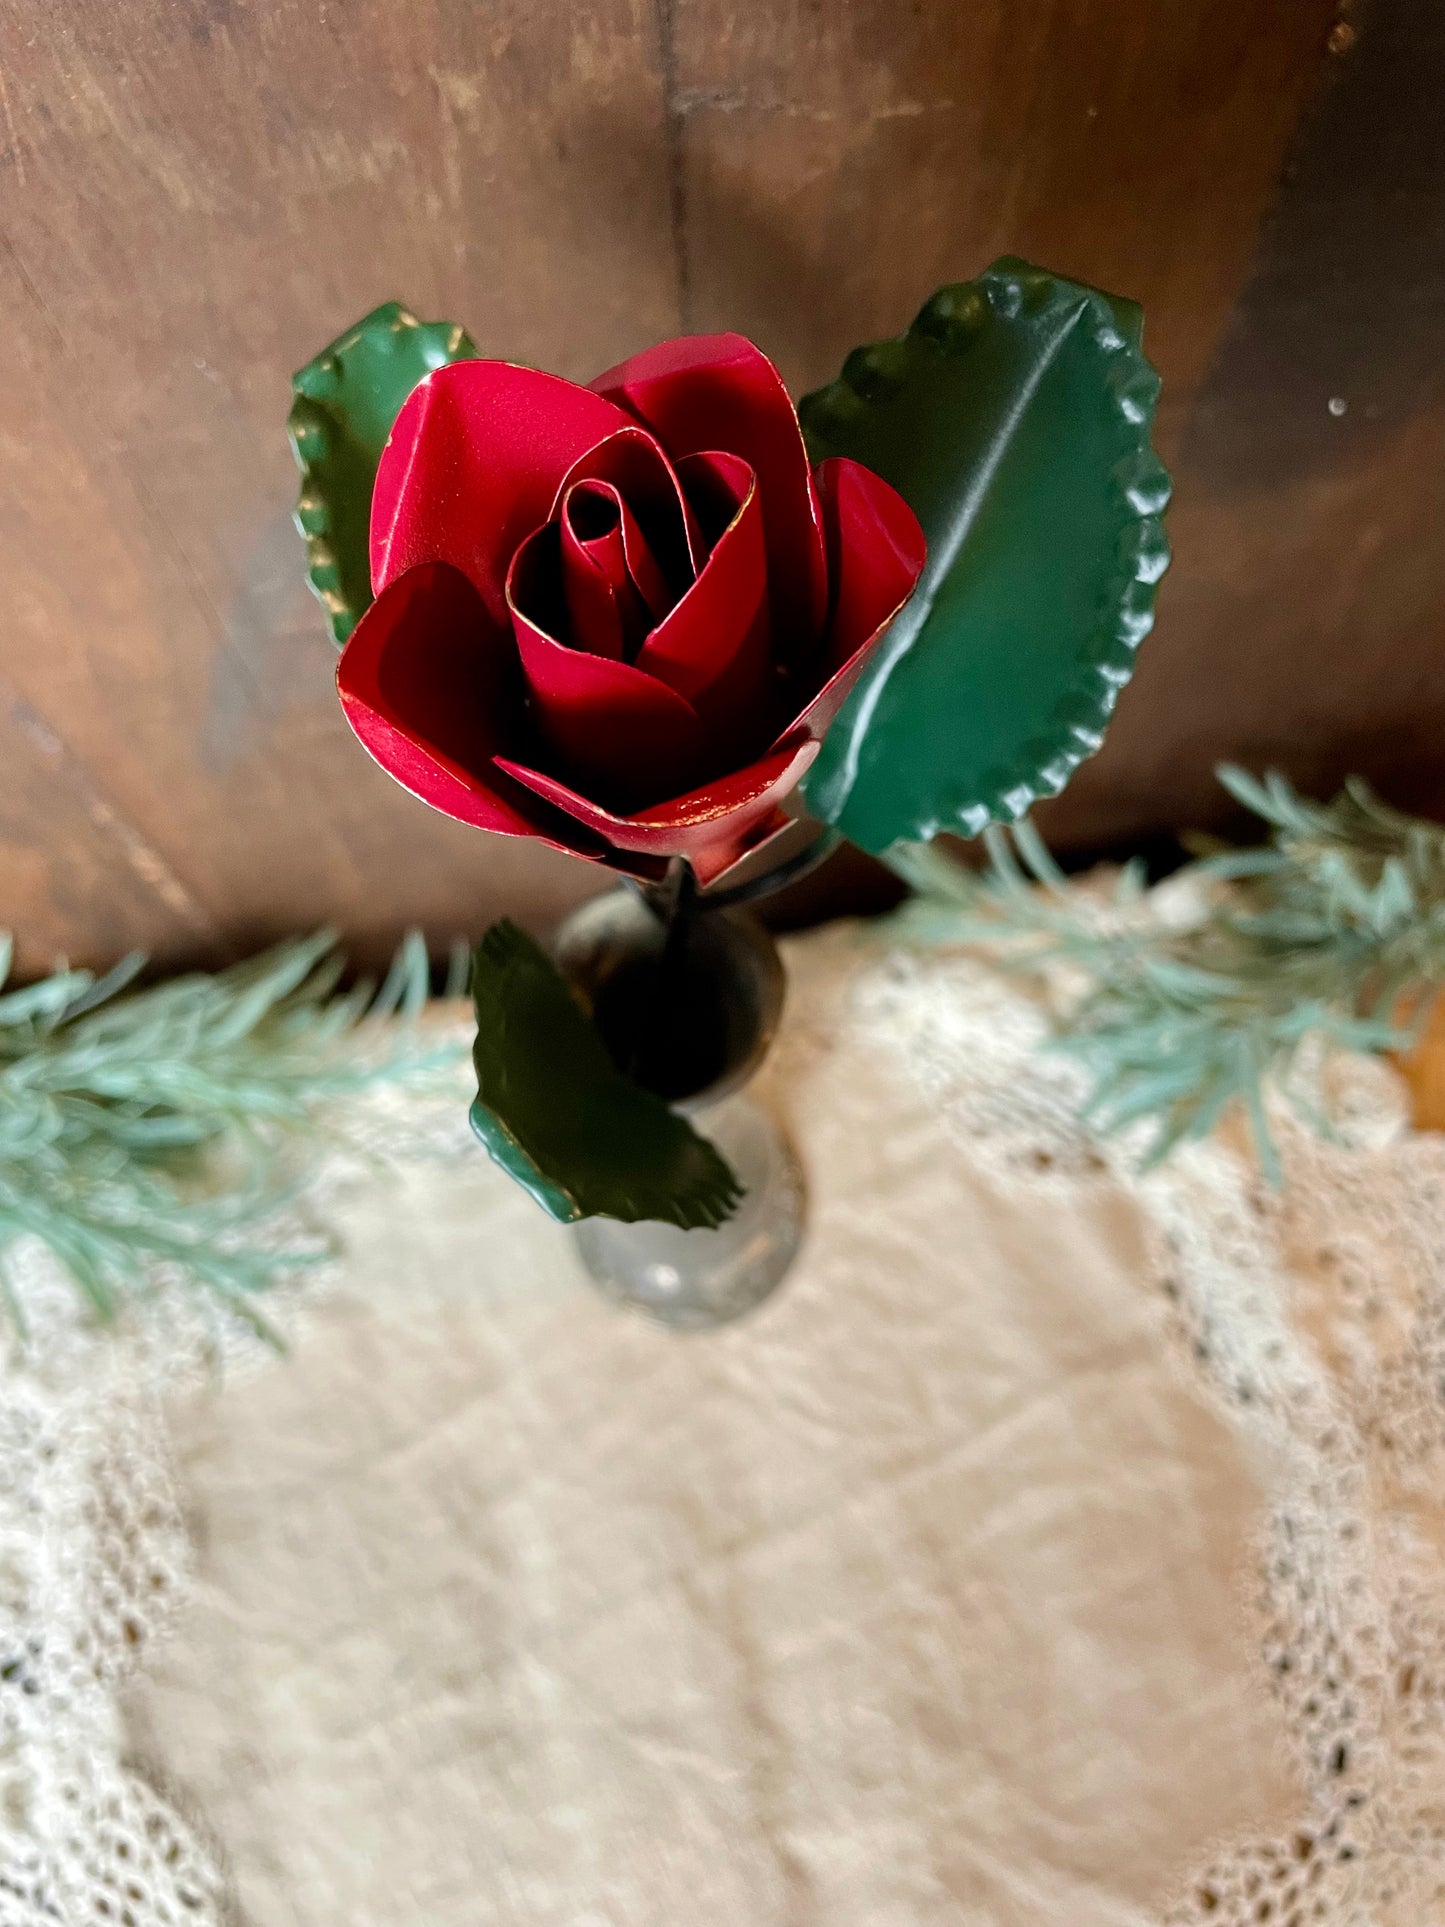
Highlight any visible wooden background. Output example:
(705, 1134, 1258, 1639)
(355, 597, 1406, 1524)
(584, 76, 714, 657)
(1, 0, 1441, 973)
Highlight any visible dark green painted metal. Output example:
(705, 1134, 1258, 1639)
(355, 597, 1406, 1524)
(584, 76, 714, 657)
(288, 302, 477, 646)
(799, 258, 1171, 853)
(468, 921, 744, 1228)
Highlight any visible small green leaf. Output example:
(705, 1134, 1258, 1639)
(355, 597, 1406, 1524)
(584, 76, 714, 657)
(468, 922, 743, 1228)
(799, 257, 1170, 852)
(288, 302, 477, 645)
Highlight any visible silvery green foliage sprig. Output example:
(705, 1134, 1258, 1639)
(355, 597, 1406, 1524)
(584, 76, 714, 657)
(0, 931, 464, 1339)
(887, 766, 1445, 1181)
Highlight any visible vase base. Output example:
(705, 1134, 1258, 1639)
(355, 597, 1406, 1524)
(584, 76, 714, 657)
(571, 1096, 803, 1331)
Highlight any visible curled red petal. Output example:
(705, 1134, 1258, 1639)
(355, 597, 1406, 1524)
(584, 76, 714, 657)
(814, 456, 927, 672)
(552, 424, 704, 591)
(336, 562, 599, 857)
(590, 333, 828, 645)
(686, 810, 796, 890)
(559, 517, 627, 661)
(559, 479, 669, 660)
(635, 450, 772, 755)
(494, 739, 819, 869)
(564, 480, 672, 622)
(508, 526, 707, 806)
(775, 456, 927, 744)
(559, 487, 630, 660)
(370, 360, 634, 624)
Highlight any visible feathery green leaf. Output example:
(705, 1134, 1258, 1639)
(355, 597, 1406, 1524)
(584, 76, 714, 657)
(0, 932, 461, 1336)
(885, 766, 1445, 1179)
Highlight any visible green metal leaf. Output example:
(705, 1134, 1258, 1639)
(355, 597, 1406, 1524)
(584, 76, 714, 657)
(468, 921, 743, 1228)
(799, 257, 1171, 852)
(288, 302, 477, 646)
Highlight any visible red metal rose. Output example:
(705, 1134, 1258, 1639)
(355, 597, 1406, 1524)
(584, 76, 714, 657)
(336, 334, 925, 885)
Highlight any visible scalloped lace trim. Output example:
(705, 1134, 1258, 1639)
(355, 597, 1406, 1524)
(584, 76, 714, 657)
(4, 936, 1444, 1923)
(854, 942, 1445, 1924)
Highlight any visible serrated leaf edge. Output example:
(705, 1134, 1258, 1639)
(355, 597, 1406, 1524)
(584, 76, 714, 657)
(287, 301, 476, 647)
(469, 1091, 745, 1229)
(468, 922, 745, 1230)
(799, 258, 1171, 846)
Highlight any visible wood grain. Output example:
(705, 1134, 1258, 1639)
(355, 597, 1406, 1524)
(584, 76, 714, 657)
(669, 0, 1333, 424)
(0, 675, 220, 976)
(0, 0, 677, 971)
(1037, 0, 1445, 854)
(5, 0, 1430, 972)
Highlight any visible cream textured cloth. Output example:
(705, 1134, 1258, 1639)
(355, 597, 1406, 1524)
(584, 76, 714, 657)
(6, 924, 1445, 1925)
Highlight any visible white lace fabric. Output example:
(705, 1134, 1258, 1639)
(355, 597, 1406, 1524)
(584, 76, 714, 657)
(4, 924, 1445, 1925)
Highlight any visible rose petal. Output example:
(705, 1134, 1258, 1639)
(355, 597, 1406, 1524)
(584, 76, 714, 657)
(590, 334, 828, 645)
(814, 456, 927, 672)
(495, 739, 819, 872)
(552, 425, 705, 591)
(687, 809, 796, 890)
(634, 451, 772, 755)
(560, 479, 669, 661)
(566, 481, 672, 622)
(559, 509, 627, 661)
(773, 457, 927, 745)
(336, 562, 598, 855)
(370, 360, 635, 623)
(507, 526, 707, 806)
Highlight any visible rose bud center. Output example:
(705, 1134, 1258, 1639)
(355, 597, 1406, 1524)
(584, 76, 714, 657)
(558, 479, 677, 663)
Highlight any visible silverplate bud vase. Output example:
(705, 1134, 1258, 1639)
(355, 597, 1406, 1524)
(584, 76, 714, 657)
(552, 885, 804, 1330)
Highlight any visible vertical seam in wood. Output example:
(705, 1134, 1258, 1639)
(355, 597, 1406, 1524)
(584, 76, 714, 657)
(653, 0, 691, 331)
